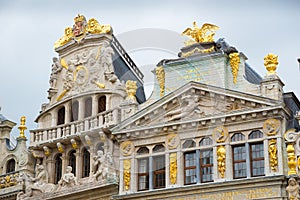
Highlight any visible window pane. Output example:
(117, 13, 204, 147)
(233, 145, 246, 179)
(153, 144, 165, 153)
(183, 140, 196, 148)
(250, 143, 264, 176)
(249, 130, 263, 139)
(153, 156, 165, 189)
(184, 151, 196, 185)
(200, 149, 213, 182)
(138, 158, 149, 191)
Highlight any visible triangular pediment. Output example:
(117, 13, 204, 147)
(112, 81, 280, 133)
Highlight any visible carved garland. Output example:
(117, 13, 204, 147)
(217, 145, 226, 178)
(123, 159, 131, 191)
(228, 52, 240, 84)
(169, 153, 177, 185)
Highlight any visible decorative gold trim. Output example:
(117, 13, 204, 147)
(217, 145, 226, 178)
(263, 118, 280, 136)
(123, 159, 131, 191)
(56, 89, 68, 101)
(181, 46, 214, 57)
(126, 80, 137, 101)
(182, 22, 219, 43)
(120, 141, 134, 156)
(287, 143, 297, 175)
(166, 133, 180, 150)
(229, 52, 240, 84)
(60, 58, 68, 69)
(169, 153, 177, 185)
(156, 66, 165, 97)
(269, 139, 278, 171)
(73, 65, 89, 86)
(213, 126, 228, 143)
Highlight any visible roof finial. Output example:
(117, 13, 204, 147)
(264, 53, 278, 75)
(18, 116, 27, 139)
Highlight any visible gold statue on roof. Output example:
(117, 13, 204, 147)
(182, 21, 219, 43)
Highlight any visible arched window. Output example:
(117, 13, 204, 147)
(153, 144, 165, 153)
(137, 147, 149, 155)
(96, 142, 104, 152)
(6, 159, 15, 173)
(82, 148, 90, 177)
(68, 150, 76, 175)
(57, 107, 65, 125)
(54, 153, 62, 184)
(183, 140, 196, 149)
(231, 133, 245, 142)
(199, 137, 212, 146)
(71, 100, 79, 122)
(98, 96, 106, 113)
(84, 97, 92, 118)
(249, 130, 263, 139)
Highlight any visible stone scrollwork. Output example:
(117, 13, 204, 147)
(263, 118, 280, 136)
(269, 139, 278, 171)
(285, 129, 299, 143)
(123, 159, 131, 191)
(166, 133, 180, 150)
(169, 153, 177, 185)
(217, 145, 226, 178)
(120, 141, 134, 156)
(213, 126, 228, 143)
(228, 52, 240, 84)
(286, 177, 300, 200)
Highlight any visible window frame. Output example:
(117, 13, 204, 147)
(153, 155, 166, 189)
(137, 157, 149, 191)
(249, 142, 265, 177)
(232, 144, 247, 179)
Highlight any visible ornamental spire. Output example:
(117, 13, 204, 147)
(18, 116, 27, 139)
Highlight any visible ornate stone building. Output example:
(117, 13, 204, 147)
(1, 15, 300, 200)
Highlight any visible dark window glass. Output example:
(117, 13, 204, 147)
(6, 159, 15, 173)
(138, 158, 149, 191)
(68, 150, 76, 175)
(184, 151, 196, 185)
(54, 153, 62, 184)
(82, 148, 90, 177)
(153, 144, 165, 153)
(71, 101, 79, 122)
(231, 133, 245, 142)
(57, 107, 65, 125)
(199, 137, 212, 146)
(98, 96, 106, 113)
(250, 143, 264, 176)
(200, 149, 213, 182)
(153, 155, 165, 189)
(137, 147, 149, 155)
(249, 130, 263, 139)
(232, 145, 246, 179)
(84, 97, 92, 118)
(183, 140, 196, 149)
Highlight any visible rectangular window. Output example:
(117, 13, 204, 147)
(250, 143, 265, 177)
(153, 155, 165, 189)
(138, 158, 149, 191)
(233, 145, 246, 179)
(184, 151, 197, 185)
(200, 149, 213, 182)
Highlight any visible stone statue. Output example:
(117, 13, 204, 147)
(91, 150, 116, 182)
(49, 57, 62, 89)
(286, 177, 300, 200)
(57, 166, 79, 191)
(17, 164, 55, 200)
(100, 42, 114, 74)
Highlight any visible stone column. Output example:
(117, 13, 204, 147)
(78, 98, 85, 121)
(89, 147, 95, 177)
(177, 150, 183, 186)
(65, 101, 71, 123)
(264, 139, 271, 175)
(75, 151, 81, 178)
(46, 158, 55, 183)
(165, 153, 170, 188)
(61, 153, 67, 175)
(92, 95, 98, 116)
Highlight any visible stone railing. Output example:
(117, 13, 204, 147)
(30, 108, 120, 144)
(0, 171, 20, 189)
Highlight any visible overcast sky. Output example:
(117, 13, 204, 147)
(0, 0, 299, 140)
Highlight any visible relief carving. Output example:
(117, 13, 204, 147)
(17, 164, 56, 199)
(286, 177, 300, 200)
(166, 134, 180, 150)
(120, 141, 134, 156)
(263, 118, 280, 136)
